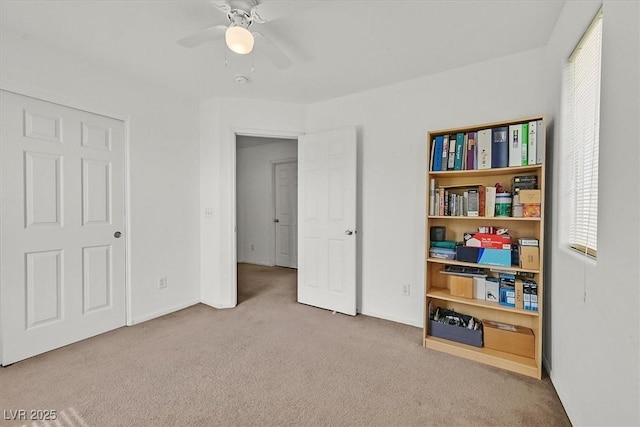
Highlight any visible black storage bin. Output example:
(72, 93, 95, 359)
(428, 306, 483, 348)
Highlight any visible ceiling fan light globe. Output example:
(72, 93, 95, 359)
(225, 25, 254, 54)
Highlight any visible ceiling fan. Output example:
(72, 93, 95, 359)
(178, 0, 306, 69)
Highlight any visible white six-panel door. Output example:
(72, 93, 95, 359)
(275, 161, 298, 268)
(0, 91, 126, 365)
(297, 127, 357, 316)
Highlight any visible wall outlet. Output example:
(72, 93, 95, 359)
(158, 276, 168, 289)
(251, 244, 255, 251)
(402, 284, 410, 296)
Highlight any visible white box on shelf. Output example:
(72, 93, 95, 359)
(485, 278, 499, 302)
(473, 277, 486, 300)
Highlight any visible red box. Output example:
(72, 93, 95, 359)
(465, 233, 512, 250)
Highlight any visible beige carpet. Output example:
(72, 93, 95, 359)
(0, 263, 570, 426)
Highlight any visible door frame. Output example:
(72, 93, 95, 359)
(0, 79, 133, 326)
(272, 158, 298, 267)
(230, 128, 302, 306)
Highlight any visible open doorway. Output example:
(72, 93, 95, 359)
(235, 134, 298, 304)
(273, 161, 298, 268)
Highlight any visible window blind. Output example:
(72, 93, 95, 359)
(567, 11, 602, 258)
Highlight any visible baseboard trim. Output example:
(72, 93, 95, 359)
(131, 299, 200, 325)
(547, 366, 577, 425)
(360, 309, 422, 328)
(237, 260, 273, 267)
(200, 298, 235, 309)
(543, 354, 551, 375)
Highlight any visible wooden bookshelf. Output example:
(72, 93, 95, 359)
(424, 116, 545, 379)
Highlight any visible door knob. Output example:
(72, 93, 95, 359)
(274, 219, 280, 223)
(114, 231, 122, 238)
(345, 229, 354, 235)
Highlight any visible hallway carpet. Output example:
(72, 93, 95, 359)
(0, 263, 570, 426)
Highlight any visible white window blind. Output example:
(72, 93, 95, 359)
(567, 11, 602, 258)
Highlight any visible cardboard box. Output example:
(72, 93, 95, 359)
(515, 279, 524, 309)
(519, 246, 540, 270)
(518, 189, 541, 204)
(477, 248, 511, 267)
(449, 275, 473, 298)
(485, 277, 499, 302)
(473, 277, 486, 300)
(483, 320, 535, 359)
(464, 233, 512, 250)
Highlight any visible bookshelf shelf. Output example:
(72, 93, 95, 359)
(427, 215, 541, 222)
(424, 116, 545, 379)
(426, 288, 539, 317)
(428, 164, 542, 178)
(423, 336, 539, 377)
(426, 258, 540, 274)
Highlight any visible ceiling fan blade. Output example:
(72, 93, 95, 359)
(253, 31, 292, 69)
(209, 0, 231, 15)
(177, 25, 227, 48)
(250, 1, 316, 24)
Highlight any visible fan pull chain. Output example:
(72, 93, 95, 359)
(224, 47, 228, 67)
(251, 49, 255, 73)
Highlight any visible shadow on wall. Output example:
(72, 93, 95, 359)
(356, 125, 364, 313)
(543, 118, 555, 372)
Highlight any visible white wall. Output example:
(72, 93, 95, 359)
(200, 97, 305, 308)
(0, 29, 202, 324)
(305, 48, 547, 326)
(236, 139, 298, 266)
(544, 1, 640, 425)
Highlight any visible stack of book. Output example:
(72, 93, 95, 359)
(429, 181, 498, 217)
(429, 120, 544, 172)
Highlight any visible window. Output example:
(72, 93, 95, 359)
(566, 10, 603, 258)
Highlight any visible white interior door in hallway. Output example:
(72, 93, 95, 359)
(297, 127, 357, 316)
(0, 91, 127, 365)
(275, 161, 297, 268)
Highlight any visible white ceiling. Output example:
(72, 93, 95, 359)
(0, 0, 565, 104)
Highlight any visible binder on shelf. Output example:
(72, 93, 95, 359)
(430, 139, 436, 171)
(466, 132, 477, 170)
(536, 120, 544, 164)
(462, 133, 468, 171)
(454, 133, 464, 170)
(508, 124, 522, 167)
(433, 135, 444, 171)
(491, 126, 508, 168)
(477, 129, 492, 170)
(528, 121, 537, 166)
(447, 134, 456, 170)
(520, 122, 529, 166)
(442, 135, 449, 170)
